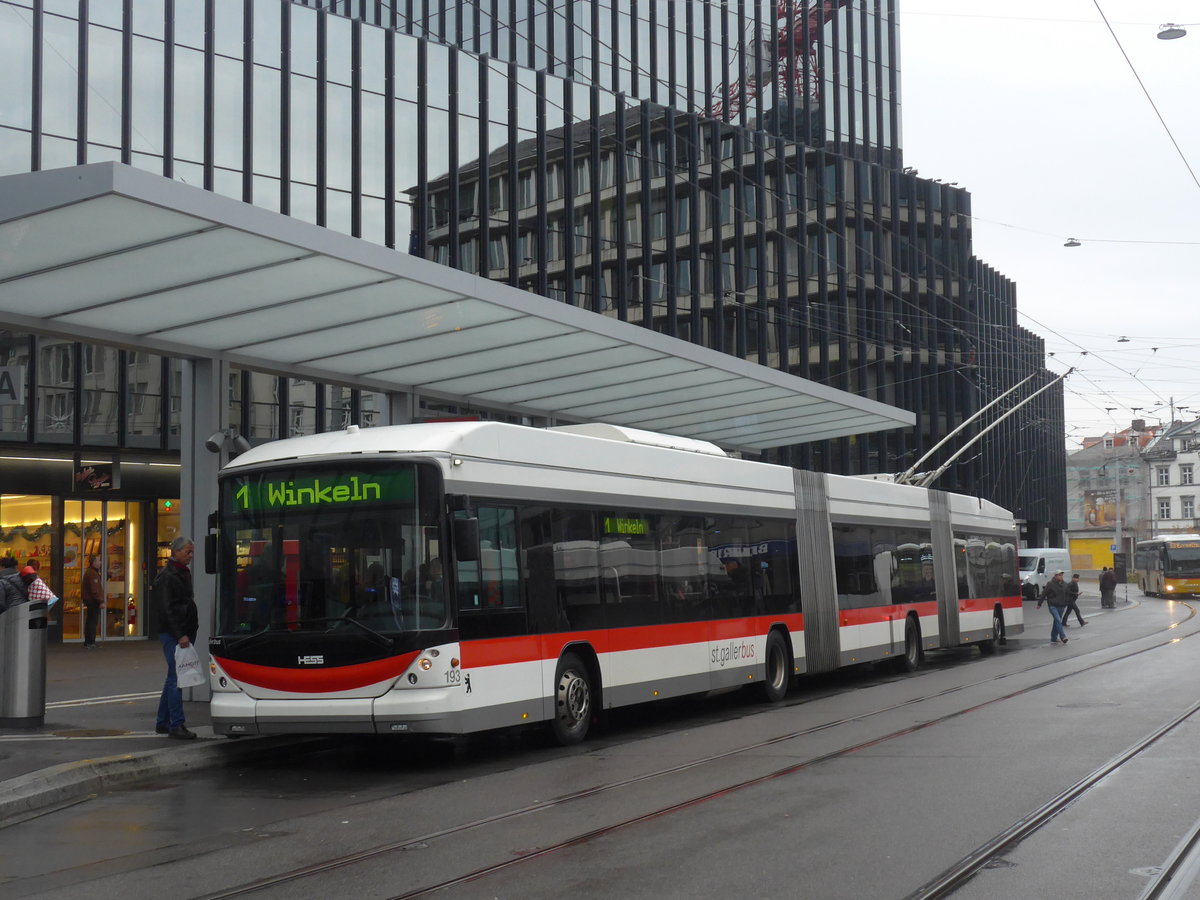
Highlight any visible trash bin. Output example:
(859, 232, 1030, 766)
(0, 600, 48, 727)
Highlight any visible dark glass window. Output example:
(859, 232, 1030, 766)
(892, 530, 936, 606)
(288, 378, 318, 437)
(954, 534, 1019, 601)
(833, 524, 883, 609)
(247, 371, 280, 441)
(519, 505, 601, 631)
(125, 351, 163, 449)
(599, 509, 661, 626)
(36, 337, 74, 443)
(0, 331, 31, 441)
(81, 344, 120, 446)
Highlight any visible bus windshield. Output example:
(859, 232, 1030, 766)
(216, 463, 445, 637)
(1165, 546, 1200, 576)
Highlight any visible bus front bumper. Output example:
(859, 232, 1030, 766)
(210, 689, 463, 737)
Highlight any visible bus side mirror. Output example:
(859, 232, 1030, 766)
(204, 533, 218, 575)
(454, 518, 480, 562)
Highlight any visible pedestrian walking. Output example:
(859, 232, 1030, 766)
(1037, 570, 1071, 644)
(1062, 573, 1086, 626)
(82, 554, 103, 648)
(153, 536, 199, 740)
(1099, 566, 1117, 609)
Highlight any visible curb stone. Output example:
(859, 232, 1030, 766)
(0, 735, 319, 825)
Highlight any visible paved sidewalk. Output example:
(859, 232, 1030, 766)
(0, 638, 296, 824)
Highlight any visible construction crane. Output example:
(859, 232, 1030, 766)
(708, 0, 853, 125)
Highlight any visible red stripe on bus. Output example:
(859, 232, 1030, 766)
(214, 651, 420, 693)
(839, 602, 938, 626)
(462, 615, 808, 669)
(962, 595, 1021, 613)
(837, 595, 1018, 626)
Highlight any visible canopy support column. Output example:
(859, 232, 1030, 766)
(179, 357, 226, 702)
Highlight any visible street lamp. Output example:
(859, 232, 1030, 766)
(1158, 23, 1188, 40)
(1102, 408, 1126, 570)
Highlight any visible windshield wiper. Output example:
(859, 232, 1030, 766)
(225, 623, 280, 651)
(324, 615, 395, 649)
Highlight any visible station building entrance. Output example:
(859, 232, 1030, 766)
(0, 491, 180, 645)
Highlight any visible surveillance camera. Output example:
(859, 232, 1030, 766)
(204, 431, 227, 453)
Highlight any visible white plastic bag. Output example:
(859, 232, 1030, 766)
(174, 644, 206, 688)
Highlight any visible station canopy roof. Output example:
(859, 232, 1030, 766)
(0, 163, 914, 451)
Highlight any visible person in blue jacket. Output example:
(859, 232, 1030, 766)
(1037, 570, 1070, 645)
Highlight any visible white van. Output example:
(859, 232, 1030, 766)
(1018, 548, 1073, 600)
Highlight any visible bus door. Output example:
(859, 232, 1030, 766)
(454, 506, 537, 720)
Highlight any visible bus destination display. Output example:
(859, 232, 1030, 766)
(230, 470, 414, 511)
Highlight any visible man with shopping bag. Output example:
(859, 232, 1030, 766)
(153, 536, 199, 740)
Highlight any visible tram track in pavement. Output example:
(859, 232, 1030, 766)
(904, 695, 1200, 899)
(192, 599, 1199, 899)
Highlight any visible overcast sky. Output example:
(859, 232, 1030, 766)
(897, 1, 1200, 448)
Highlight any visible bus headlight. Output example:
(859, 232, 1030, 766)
(418, 657, 433, 670)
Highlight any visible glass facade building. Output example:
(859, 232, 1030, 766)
(0, 1, 1067, 640)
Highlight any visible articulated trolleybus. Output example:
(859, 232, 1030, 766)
(208, 421, 1022, 744)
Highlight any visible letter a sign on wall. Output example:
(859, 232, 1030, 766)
(0, 366, 25, 406)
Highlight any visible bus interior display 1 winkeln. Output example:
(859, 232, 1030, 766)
(207, 421, 1023, 744)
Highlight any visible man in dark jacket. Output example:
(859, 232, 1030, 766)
(153, 536, 199, 739)
(1100, 567, 1118, 609)
(0, 555, 28, 613)
(1037, 570, 1070, 645)
(1062, 573, 1086, 627)
(82, 554, 103, 648)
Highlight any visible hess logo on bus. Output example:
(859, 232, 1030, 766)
(298, 655, 324, 665)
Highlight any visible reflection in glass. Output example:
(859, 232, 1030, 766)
(81, 344, 119, 446)
(103, 501, 128, 638)
(0, 332, 30, 441)
(173, 46, 204, 165)
(126, 351, 163, 448)
(213, 55, 245, 175)
(288, 378, 317, 437)
(247, 371, 280, 441)
(325, 384, 353, 430)
(36, 337, 74, 443)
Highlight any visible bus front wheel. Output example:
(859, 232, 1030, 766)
(550, 652, 593, 746)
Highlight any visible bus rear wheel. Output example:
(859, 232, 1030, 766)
(979, 610, 1004, 655)
(760, 631, 791, 703)
(551, 652, 593, 746)
(900, 617, 923, 673)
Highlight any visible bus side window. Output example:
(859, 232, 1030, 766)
(458, 506, 527, 639)
(455, 510, 482, 611)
